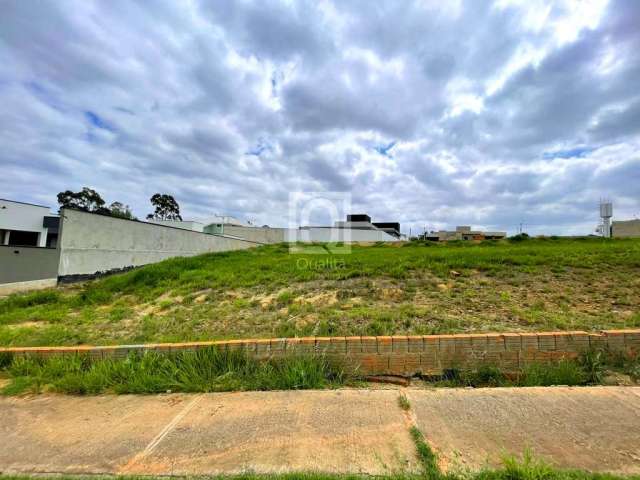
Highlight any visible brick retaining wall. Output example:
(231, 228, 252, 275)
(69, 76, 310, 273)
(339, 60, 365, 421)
(1, 330, 639, 376)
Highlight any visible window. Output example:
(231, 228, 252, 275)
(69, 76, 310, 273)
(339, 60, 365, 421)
(7, 230, 39, 246)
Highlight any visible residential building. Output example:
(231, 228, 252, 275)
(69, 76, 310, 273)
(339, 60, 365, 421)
(372, 222, 401, 238)
(423, 226, 506, 242)
(297, 214, 402, 242)
(0, 199, 59, 248)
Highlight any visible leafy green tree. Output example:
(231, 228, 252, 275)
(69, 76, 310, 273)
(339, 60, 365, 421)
(109, 201, 136, 220)
(146, 193, 182, 221)
(57, 187, 109, 214)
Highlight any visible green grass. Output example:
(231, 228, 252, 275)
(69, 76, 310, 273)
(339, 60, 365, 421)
(410, 426, 440, 479)
(2, 467, 638, 480)
(1, 238, 640, 347)
(398, 393, 411, 410)
(474, 451, 639, 480)
(3, 451, 637, 480)
(432, 352, 618, 388)
(3, 348, 636, 396)
(0, 347, 353, 395)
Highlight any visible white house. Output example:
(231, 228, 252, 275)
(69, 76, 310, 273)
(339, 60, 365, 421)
(291, 214, 401, 243)
(0, 199, 59, 248)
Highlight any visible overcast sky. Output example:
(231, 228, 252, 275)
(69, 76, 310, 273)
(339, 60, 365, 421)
(1, 0, 639, 235)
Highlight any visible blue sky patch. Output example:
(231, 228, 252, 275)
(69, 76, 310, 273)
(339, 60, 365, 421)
(374, 141, 397, 157)
(542, 146, 596, 159)
(246, 138, 273, 156)
(85, 111, 115, 132)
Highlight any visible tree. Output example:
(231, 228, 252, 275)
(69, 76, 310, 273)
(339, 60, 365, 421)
(57, 188, 138, 219)
(57, 187, 109, 214)
(146, 193, 182, 221)
(109, 201, 136, 220)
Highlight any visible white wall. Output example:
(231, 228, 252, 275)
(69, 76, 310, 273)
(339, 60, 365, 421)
(147, 219, 204, 232)
(0, 199, 51, 246)
(222, 225, 399, 244)
(58, 209, 258, 276)
(222, 225, 291, 243)
(288, 227, 398, 243)
(612, 220, 640, 238)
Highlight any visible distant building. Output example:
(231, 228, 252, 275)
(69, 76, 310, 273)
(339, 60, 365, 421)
(202, 215, 251, 234)
(612, 219, 640, 238)
(147, 219, 204, 232)
(423, 226, 506, 242)
(298, 213, 403, 242)
(0, 198, 59, 248)
(332, 214, 402, 238)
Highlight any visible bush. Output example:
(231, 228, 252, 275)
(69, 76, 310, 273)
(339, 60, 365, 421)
(580, 349, 605, 384)
(0, 352, 13, 369)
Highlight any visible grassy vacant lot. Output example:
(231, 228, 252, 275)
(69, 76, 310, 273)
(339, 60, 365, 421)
(1, 237, 639, 347)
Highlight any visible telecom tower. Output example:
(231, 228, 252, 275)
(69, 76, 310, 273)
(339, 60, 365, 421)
(599, 199, 613, 238)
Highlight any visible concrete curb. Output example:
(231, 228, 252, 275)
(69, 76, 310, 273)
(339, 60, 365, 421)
(1, 330, 638, 376)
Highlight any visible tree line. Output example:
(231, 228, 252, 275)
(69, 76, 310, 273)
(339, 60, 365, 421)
(56, 188, 182, 221)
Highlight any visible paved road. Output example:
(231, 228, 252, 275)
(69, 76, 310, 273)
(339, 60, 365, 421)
(1, 387, 639, 476)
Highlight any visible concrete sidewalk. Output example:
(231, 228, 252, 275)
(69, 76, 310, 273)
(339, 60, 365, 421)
(1, 387, 639, 476)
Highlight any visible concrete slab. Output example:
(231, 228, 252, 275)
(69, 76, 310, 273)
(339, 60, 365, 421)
(408, 386, 640, 475)
(1, 390, 417, 476)
(2, 387, 639, 476)
(0, 394, 193, 474)
(120, 390, 418, 475)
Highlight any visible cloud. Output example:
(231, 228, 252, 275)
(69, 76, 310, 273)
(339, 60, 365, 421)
(0, 0, 639, 235)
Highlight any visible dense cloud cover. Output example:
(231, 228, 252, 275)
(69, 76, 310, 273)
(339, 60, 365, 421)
(1, 0, 639, 235)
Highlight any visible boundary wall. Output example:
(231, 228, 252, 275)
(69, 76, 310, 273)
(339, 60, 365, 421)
(58, 209, 258, 277)
(2, 330, 638, 376)
(0, 245, 59, 294)
(222, 226, 401, 244)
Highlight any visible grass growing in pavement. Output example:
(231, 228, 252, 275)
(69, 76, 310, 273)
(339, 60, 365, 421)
(403, 396, 636, 480)
(0, 347, 354, 395)
(1, 238, 640, 347)
(398, 393, 411, 410)
(0, 363, 636, 479)
(410, 426, 440, 480)
(2, 452, 637, 480)
(2, 467, 638, 480)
